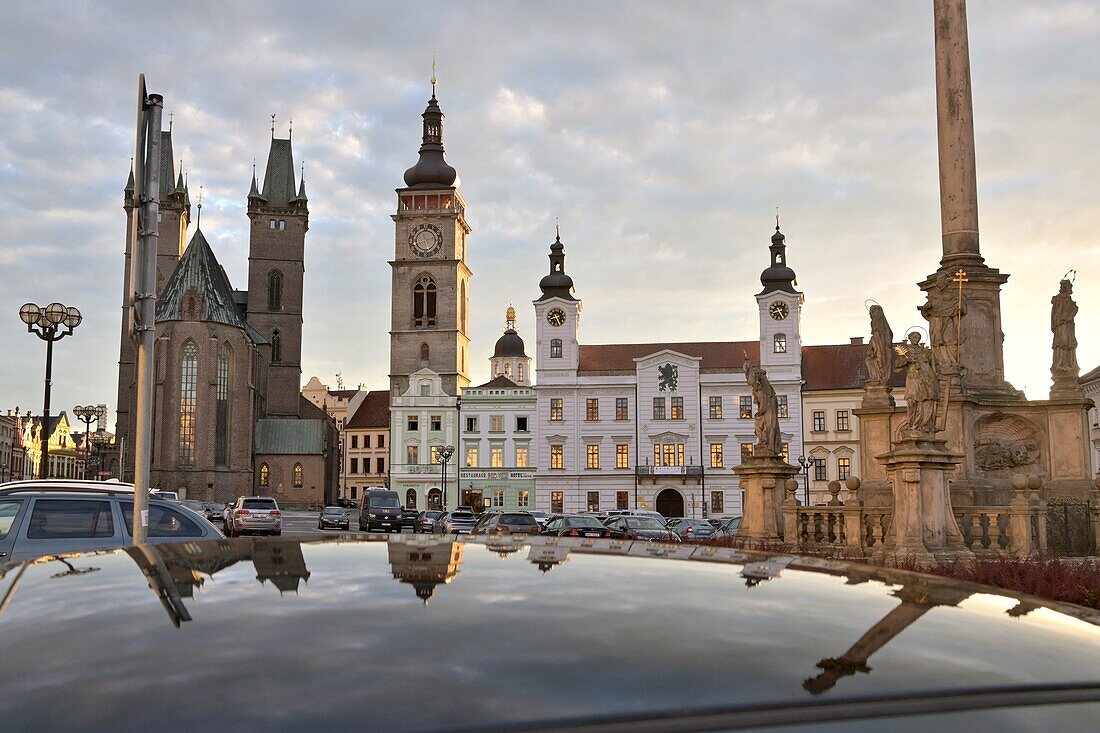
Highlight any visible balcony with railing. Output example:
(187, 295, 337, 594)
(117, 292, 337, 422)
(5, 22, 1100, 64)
(636, 465, 704, 478)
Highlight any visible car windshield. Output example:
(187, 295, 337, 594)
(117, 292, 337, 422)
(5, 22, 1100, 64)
(566, 516, 603, 528)
(530, 512, 547, 519)
(625, 517, 666, 529)
(500, 513, 536, 525)
(422, 511, 442, 519)
(369, 495, 400, 508)
(451, 511, 475, 520)
(323, 507, 345, 515)
(242, 499, 277, 510)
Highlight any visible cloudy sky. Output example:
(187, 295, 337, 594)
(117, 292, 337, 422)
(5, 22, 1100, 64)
(2, 0, 1098, 430)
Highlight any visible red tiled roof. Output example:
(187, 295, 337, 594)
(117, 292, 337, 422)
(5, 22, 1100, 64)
(472, 375, 521, 389)
(578, 341, 760, 373)
(801, 343, 906, 391)
(345, 390, 390, 429)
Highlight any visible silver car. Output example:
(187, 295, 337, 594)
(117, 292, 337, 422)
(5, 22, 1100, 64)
(224, 497, 282, 537)
(434, 510, 477, 534)
(0, 479, 221, 563)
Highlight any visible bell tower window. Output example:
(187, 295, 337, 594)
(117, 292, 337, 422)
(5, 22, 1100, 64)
(268, 270, 283, 311)
(774, 334, 787, 353)
(271, 329, 282, 363)
(420, 343, 430, 366)
(413, 276, 437, 327)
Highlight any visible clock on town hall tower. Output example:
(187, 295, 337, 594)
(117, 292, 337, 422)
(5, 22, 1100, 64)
(756, 221, 802, 371)
(389, 83, 472, 398)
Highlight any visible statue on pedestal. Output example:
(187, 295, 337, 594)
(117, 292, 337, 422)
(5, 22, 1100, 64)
(920, 269, 966, 370)
(864, 304, 895, 388)
(1051, 279, 1079, 379)
(895, 333, 939, 437)
(743, 357, 783, 458)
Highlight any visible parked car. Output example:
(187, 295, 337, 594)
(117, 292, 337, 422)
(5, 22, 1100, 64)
(224, 497, 282, 537)
(358, 488, 402, 533)
(336, 498, 358, 509)
(470, 510, 500, 534)
(715, 515, 743, 537)
(414, 510, 444, 533)
(180, 499, 206, 516)
(434, 509, 477, 534)
(471, 511, 541, 536)
(0, 479, 221, 562)
(542, 514, 614, 538)
(151, 490, 179, 502)
(399, 508, 419, 532)
(317, 506, 351, 531)
(617, 509, 666, 522)
(603, 514, 680, 542)
(666, 518, 716, 541)
(10, 536, 1098, 731)
(528, 510, 550, 527)
(203, 502, 224, 521)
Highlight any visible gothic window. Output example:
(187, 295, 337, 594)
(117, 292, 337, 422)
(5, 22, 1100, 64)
(413, 276, 437, 327)
(774, 333, 787, 353)
(293, 463, 303, 488)
(215, 343, 231, 467)
(460, 281, 467, 332)
(550, 339, 562, 358)
(268, 271, 283, 311)
(178, 341, 198, 466)
(259, 463, 269, 487)
(271, 330, 282, 363)
(420, 343, 430, 365)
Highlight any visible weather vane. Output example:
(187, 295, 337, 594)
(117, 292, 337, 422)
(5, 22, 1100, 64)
(271, 113, 276, 137)
(196, 185, 204, 227)
(431, 53, 438, 94)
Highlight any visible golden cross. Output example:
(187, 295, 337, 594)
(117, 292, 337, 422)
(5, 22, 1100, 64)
(952, 268, 968, 363)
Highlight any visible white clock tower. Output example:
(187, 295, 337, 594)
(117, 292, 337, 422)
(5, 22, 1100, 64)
(756, 222, 803, 375)
(534, 233, 582, 385)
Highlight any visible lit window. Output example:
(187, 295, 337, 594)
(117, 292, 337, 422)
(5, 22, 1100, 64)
(259, 463, 269, 486)
(586, 399, 599, 421)
(709, 396, 722, 420)
(465, 447, 478, 467)
(491, 446, 504, 468)
(551, 491, 563, 513)
(777, 395, 789, 419)
(550, 398, 563, 421)
(515, 446, 529, 468)
(838, 457, 851, 480)
(518, 490, 530, 507)
(550, 445, 564, 470)
(710, 443, 724, 468)
(662, 444, 675, 467)
(739, 396, 752, 419)
(616, 444, 629, 469)
(836, 410, 850, 431)
(781, 443, 790, 464)
(740, 443, 754, 461)
(586, 444, 600, 469)
(178, 341, 198, 466)
(430, 446, 440, 464)
(293, 463, 303, 488)
(670, 396, 684, 420)
(407, 445, 419, 465)
(586, 491, 600, 512)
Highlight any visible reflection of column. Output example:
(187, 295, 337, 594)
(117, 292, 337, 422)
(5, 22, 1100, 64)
(388, 537, 464, 605)
(804, 582, 970, 694)
(124, 545, 193, 628)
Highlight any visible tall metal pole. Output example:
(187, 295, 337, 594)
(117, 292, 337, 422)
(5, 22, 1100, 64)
(441, 455, 447, 512)
(130, 76, 162, 544)
(39, 338, 54, 479)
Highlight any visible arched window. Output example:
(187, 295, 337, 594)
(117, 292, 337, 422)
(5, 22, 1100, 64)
(518, 363, 525, 383)
(504, 363, 511, 376)
(259, 463, 269, 487)
(774, 333, 787, 354)
(268, 270, 283, 311)
(550, 339, 563, 358)
(405, 489, 417, 509)
(271, 329, 282, 363)
(293, 462, 303, 488)
(460, 280, 467, 332)
(413, 276, 437, 327)
(420, 343, 430, 365)
(215, 343, 231, 466)
(178, 341, 198, 466)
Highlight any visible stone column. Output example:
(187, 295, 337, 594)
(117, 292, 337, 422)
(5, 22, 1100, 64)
(735, 455, 800, 545)
(878, 436, 970, 564)
(934, 0, 982, 269)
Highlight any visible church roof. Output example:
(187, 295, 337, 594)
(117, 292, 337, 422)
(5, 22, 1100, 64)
(158, 131, 176, 198)
(577, 341, 759, 374)
(345, 391, 390, 429)
(403, 92, 459, 189)
(261, 138, 298, 206)
(493, 329, 527, 358)
(254, 418, 326, 455)
(156, 229, 251, 333)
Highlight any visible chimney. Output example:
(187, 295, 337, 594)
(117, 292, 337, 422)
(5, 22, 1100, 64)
(850, 337, 864, 345)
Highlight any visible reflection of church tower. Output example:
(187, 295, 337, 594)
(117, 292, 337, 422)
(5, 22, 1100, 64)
(491, 304, 531, 385)
(387, 537, 464, 605)
(527, 544, 570, 574)
(803, 580, 971, 694)
(252, 539, 311, 594)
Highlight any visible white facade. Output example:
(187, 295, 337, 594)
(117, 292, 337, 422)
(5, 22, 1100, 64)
(389, 368, 459, 510)
(531, 232, 805, 518)
(1082, 365, 1100, 476)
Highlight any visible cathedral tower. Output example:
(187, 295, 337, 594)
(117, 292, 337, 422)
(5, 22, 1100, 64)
(114, 126, 190, 479)
(246, 125, 309, 417)
(389, 84, 472, 397)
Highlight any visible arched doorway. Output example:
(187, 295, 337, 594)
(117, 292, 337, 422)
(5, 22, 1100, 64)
(656, 488, 684, 518)
(427, 488, 442, 511)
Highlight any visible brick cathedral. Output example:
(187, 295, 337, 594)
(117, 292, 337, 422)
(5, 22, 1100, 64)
(108, 125, 337, 506)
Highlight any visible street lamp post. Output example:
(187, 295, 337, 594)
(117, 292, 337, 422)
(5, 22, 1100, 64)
(438, 445, 455, 512)
(72, 405, 101, 480)
(19, 303, 82, 479)
(797, 455, 812, 506)
(91, 430, 110, 481)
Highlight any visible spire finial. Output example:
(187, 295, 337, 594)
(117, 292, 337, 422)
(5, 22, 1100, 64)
(253, 158, 257, 176)
(289, 118, 293, 139)
(506, 302, 517, 330)
(168, 111, 174, 132)
(431, 52, 438, 96)
(555, 217, 560, 242)
(196, 185, 204, 228)
(271, 113, 276, 138)
(775, 205, 781, 232)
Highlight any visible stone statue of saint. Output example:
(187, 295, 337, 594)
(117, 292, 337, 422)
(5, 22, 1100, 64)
(919, 269, 966, 369)
(743, 357, 783, 457)
(864, 304, 894, 387)
(895, 333, 939, 436)
(1051, 279, 1080, 378)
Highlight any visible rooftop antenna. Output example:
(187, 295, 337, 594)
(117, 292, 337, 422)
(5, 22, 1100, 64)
(168, 111, 174, 132)
(775, 204, 781, 230)
(431, 52, 437, 96)
(196, 185, 204, 228)
(555, 217, 560, 240)
(271, 113, 276, 138)
(289, 118, 293, 139)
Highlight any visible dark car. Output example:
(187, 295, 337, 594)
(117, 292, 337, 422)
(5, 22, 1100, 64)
(542, 514, 615, 538)
(666, 517, 717, 541)
(358, 488, 402, 533)
(3, 536, 1100, 731)
(399, 509, 419, 532)
(471, 511, 541, 536)
(317, 506, 351, 531)
(604, 514, 680, 542)
(414, 510, 443, 533)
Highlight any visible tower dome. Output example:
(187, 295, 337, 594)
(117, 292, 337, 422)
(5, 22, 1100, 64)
(493, 303, 527, 358)
(759, 222, 798, 294)
(403, 88, 459, 189)
(537, 234, 576, 301)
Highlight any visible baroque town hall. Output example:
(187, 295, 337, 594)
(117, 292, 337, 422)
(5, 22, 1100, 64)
(109, 125, 337, 505)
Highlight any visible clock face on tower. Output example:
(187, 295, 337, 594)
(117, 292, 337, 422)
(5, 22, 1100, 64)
(547, 308, 566, 327)
(409, 223, 443, 258)
(769, 301, 790, 321)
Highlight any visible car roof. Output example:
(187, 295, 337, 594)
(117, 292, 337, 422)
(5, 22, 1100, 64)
(3, 536, 1099, 730)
